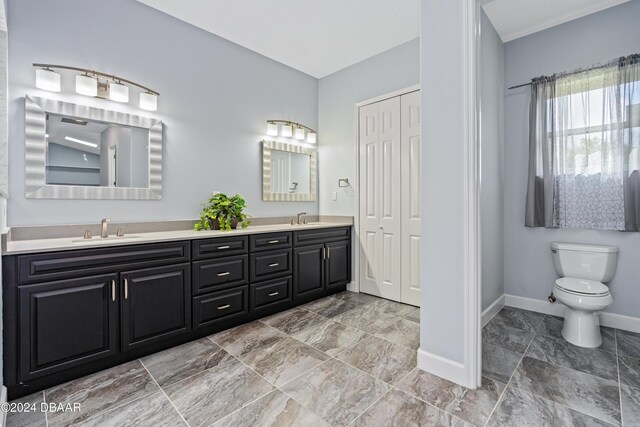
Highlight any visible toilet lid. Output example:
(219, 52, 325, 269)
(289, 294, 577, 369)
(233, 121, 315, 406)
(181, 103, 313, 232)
(555, 277, 609, 296)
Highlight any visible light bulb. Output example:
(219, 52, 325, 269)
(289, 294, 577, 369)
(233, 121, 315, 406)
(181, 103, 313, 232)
(35, 69, 61, 92)
(139, 92, 158, 111)
(281, 124, 293, 137)
(267, 122, 278, 136)
(109, 82, 129, 102)
(294, 128, 305, 140)
(76, 74, 98, 97)
(306, 132, 317, 144)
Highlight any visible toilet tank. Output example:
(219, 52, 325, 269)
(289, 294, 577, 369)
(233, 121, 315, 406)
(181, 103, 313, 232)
(551, 242, 618, 282)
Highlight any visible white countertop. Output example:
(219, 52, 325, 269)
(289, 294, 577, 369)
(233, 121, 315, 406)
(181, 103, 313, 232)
(3, 221, 352, 255)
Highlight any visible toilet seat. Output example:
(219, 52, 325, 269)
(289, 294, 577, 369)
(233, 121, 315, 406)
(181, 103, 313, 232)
(554, 277, 609, 297)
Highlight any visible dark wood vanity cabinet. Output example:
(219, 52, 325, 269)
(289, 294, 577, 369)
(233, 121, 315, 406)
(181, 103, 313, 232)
(3, 226, 351, 399)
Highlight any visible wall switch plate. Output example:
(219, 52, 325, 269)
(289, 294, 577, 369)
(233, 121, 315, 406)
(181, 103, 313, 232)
(332, 191, 337, 201)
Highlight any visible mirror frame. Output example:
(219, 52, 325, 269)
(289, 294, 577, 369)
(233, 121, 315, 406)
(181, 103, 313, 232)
(262, 139, 317, 202)
(24, 95, 163, 200)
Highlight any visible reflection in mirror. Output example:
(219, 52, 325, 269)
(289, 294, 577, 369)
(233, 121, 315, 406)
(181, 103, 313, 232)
(269, 150, 311, 194)
(46, 114, 149, 188)
(262, 140, 317, 202)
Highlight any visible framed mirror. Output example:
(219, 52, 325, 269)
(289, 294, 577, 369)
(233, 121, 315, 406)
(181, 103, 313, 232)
(25, 96, 163, 199)
(262, 140, 317, 201)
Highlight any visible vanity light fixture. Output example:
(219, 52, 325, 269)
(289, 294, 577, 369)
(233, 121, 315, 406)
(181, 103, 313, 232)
(65, 136, 98, 148)
(35, 68, 61, 92)
(32, 63, 160, 110)
(266, 120, 317, 144)
(75, 74, 98, 97)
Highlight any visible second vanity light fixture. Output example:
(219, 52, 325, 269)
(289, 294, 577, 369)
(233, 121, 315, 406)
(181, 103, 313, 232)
(33, 64, 159, 111)
(266, 120, 317, 144)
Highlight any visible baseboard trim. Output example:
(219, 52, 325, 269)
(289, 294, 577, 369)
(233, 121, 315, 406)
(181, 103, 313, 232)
(417, 348, 468, 386)
(482, 295, 505, 327)
(1, 386, 7, 427)
(504, 294, 640, 334)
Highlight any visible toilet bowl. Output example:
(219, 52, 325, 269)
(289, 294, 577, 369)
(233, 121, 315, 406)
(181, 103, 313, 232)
(551, 243, 618, 348)
(553, 278, 612, 347)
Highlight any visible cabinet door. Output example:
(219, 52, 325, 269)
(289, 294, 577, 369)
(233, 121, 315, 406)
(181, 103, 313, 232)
(121, 264, 190, 351)
(18, 274, 118, 381)
(293, 244, 325, 299)
(325, 241, 351, 289)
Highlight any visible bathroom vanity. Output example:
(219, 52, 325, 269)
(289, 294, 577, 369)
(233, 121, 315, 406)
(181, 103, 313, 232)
(2, 223, 351, 399)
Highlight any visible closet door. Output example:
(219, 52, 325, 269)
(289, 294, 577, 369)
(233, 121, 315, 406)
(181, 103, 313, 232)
(400, 91, 422, 306)
(358, 97, 401, 301)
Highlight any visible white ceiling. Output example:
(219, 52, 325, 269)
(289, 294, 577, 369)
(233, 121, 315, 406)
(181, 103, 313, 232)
(135, 0, 420, 79)
(482, 0, 631, 42)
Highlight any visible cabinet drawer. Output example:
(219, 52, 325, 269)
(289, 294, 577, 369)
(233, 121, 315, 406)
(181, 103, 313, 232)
(293, 227, 351, 246)
(193, 286, 248, 329)
(17, 242, 190, 284)
(249, 232, 292, 252)
(250, 249, 292, 282)
(250, 276, 292, 311)
(192, 236, 248, 260)
(192, 256, 248, 294)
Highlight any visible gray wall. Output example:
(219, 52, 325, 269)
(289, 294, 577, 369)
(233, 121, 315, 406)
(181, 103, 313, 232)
(0, 0, 5, 394)
(317, 38, 419, 216)
(480, 11, 504, 310)
(420, 0, 467, 364)
(503, 0, 640, 317)
(7, 0, 318, 226)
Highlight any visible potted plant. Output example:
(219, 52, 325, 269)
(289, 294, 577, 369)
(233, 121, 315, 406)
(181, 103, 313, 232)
(194, 193, 252, 231)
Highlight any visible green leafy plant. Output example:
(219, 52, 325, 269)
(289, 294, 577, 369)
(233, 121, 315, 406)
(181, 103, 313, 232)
(194, 193, 252, 231)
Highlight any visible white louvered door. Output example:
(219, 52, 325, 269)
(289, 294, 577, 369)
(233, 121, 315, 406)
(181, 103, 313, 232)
(358, 90, 421, 306)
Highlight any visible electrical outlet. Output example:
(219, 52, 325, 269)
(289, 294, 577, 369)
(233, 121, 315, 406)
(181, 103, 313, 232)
(332, 191, 337, 201)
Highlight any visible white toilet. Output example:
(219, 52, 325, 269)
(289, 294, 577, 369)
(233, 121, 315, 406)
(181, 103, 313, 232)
(551, 242, 618, 348)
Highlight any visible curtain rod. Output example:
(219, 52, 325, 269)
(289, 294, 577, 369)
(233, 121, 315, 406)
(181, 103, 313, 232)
(507, 62, 613, 90)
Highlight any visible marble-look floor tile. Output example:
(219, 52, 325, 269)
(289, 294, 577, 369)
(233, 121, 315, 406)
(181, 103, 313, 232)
(405, 307, 420, 323)
(333, 304, 401, 334)
(45, 360, 159, 426)
(490, 307, 545, 332)
(164, 358, 274, 427)
(367, 298, 417, 317)
(482, 343, 522, 384)
(336, 336, 416, 384)
(301, 297, 360, 318)
(375, 318, 420, 350)
(260, 307, 325, 335)
(617, 329, 640, 359)
(352, 388, 472, 427)
(537, 315, 616, 353)
(487, 386, 613, 427)
(5, 392, 46, 427)
(511, 356, 620, 425)
(618, 355, 640, 390)
(526, 334, 618, 381)
(209, 321, 287, 357)
(292, 318, 367, 356)
(621, 384, 640, 426)
(397, 369, 504, 426)
(332, 290, 381, 305)
(74, 391, 185, 427)
(211, 389, 330, 427)
(239, 337, 329, 387)
(141, 338, 233, 387)
(280, 358, 389, 427)
(483, 321, 534, 354)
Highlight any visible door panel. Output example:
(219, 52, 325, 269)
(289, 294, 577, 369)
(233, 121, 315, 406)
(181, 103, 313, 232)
(18, 274, 118, 381)
(121, 264, 190, 351)
(325, 241, 351, 289)
(359, 97, 401, 301)
(293, 244, 324, 299)
(401, 91, 422, 306)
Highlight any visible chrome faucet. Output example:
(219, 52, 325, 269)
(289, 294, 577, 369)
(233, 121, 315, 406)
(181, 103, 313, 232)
(100, 218, 110, 238)
(296, 212, 307, 225)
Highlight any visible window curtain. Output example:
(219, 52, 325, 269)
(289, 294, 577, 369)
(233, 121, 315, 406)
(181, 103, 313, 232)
(525, 54, 640, 231)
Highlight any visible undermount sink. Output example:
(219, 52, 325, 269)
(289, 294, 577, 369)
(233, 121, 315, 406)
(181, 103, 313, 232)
(71, 236, 141, 244)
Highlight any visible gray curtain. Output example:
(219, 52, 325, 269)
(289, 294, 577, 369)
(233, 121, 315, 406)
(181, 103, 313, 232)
(525, 54, 640, 231)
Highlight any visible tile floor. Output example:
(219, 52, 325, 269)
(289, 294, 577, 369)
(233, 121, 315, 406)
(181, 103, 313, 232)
(6, 295, 640, 426)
